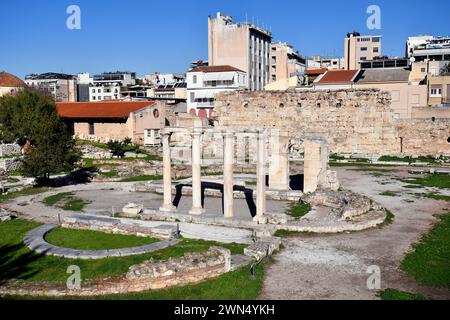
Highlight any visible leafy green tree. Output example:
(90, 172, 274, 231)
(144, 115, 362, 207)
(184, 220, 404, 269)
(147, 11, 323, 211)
(0, 90, 80, 180)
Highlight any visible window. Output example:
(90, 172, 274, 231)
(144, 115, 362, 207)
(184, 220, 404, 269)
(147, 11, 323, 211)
(190, 92, 195, 103)
(97, 89, 101, 93)
(361, 47, 368, 51)
(373, 47, 379, 53)
(430, 86, 442, 96)
(360, 57, 367, 61)
(372, 37, 381, 42)
(421, 68, 426, 72)
(88, 123, 95, 135)
(193, 75, 197, 84)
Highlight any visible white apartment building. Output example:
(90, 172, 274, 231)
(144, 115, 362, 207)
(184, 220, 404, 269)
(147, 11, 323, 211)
(406, 35, 450, 62)
(88, 71, 136, 101)
(186, 65, 247, 118)
(25, 72, 77, 102)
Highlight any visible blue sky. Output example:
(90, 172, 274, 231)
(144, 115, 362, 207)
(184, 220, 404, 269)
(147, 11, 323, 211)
(1, 0, 449, 78)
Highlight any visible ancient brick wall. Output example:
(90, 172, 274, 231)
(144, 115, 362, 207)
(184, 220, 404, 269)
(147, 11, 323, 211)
(214, 90, 450, 156)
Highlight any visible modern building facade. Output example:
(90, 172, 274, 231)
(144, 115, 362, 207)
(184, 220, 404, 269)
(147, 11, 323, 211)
(269, 43, 306, 83)
(0, 72, 27, 96)
(428, 75, 450, 106)
(344, 32, 382, 70)
(25, 72, 77, 102)
(309, 56, 344, 70)
(406, 35, 450, 62)
(208, 12, 272, 91)
(186, 65, 247, 118)
(88, 71, 136, 101)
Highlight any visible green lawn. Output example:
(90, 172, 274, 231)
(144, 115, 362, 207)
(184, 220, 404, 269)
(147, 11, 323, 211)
(285, 202, 311, 219)
(379, 191, 398, 197)
(119, 175, 163, 182)
(414, 192, 450, 202)
(42, 192, 91, 212)
(378, 288, 429, 300)
(45, 227, 158, 250)
(402, 174, 450, 189)
(0, 220, 246, 283)
(400, 213, 450, 288)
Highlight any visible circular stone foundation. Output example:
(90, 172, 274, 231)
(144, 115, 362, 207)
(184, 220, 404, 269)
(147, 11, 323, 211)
(24, 224, 179, 260)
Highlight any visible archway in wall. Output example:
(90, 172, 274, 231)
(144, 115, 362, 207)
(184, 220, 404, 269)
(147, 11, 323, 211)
(189, 109, 197, 116)
(198, 109, 208, 118)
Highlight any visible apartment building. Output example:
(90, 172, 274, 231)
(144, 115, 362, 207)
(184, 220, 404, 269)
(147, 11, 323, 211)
(89, 71, 136, 101)
(269, 43, 306, 83)
(344, 32, 382, 70)
(428, 75, 450, 106)
(406, 35, 450, 62)
(25, 72, 77, 102)
(309, 56, 344, 70)
(186, 65, 247, 118)
(208, 12, 272, 91)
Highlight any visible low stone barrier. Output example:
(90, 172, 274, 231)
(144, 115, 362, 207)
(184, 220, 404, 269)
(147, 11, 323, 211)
(0, 247, 231, 297)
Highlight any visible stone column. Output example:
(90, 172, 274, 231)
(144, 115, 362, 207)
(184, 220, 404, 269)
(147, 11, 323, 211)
(223, 131, 235, 218)
(303, 138, 327, 194)
(269, 129, 290, 190)
(255, 130, 266, 219)
(159, 131, 176, 212)
(189, 130, 204, 215)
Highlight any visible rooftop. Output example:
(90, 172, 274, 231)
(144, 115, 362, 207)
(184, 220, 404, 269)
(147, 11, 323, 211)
(56, 101, 155, 119)
(315, 70, 360, 84)
(188, 65, 246, 73)
(305, 68, 328, 76)
(25, 72, 75, 80)
(0, 72, 27, 88)
(355, 69, 410, 83)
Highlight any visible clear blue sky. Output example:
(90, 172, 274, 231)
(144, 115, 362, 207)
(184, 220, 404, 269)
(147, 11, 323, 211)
(1, 0, 449, 79)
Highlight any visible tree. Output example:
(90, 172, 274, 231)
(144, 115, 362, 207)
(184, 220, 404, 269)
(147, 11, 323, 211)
(0, 90, 80, 181)
(440, 63, 450, 76)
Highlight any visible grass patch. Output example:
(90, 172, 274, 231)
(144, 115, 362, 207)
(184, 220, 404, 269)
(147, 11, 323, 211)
(402, 174, 450, 189)
(119, 175, 163, 182)
(403, 185, 423, 189)
(42, 192, 91, 212)
(0, 220, 246, 282)
(45, 227, 159, 250)
(285, 202, 311, 220)
(379, 191, 398, 197)
(414, 192, 450, 202)
(245, 180, 257, 186)
(273, 229, 314, 238)
(400, 213, 450, 288)
(98, 171, 118, 178)
(0, 187, 48, 203)
(378, 288, 429, 300)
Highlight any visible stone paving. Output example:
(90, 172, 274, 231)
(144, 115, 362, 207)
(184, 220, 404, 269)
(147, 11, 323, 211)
(24, 224, 179, 260)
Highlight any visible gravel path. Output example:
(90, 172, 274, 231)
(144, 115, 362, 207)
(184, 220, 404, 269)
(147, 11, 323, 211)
(260, 167, 450, 300)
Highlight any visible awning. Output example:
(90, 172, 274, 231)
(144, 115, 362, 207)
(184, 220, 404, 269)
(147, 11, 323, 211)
(203, 72, 235, 82)
(193, 91, 214, 99)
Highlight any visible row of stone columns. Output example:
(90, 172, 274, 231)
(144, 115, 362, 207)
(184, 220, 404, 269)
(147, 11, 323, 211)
(159, 128, 267, 220)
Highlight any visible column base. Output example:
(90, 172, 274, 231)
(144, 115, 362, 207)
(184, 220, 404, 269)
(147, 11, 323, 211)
(159, 204, 177, 212)
(253, 216, 268, 224)
(189, 207, 205, 215)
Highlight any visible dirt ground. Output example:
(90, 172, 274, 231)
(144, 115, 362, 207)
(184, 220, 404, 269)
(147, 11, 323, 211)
(260, 166, 450, 300)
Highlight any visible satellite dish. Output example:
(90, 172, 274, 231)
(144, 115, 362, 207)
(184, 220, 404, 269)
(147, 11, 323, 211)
(410, 57, 416, 63)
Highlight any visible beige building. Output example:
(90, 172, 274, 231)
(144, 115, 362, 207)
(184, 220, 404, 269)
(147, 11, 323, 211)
(0, 72, 27, 96)
(25, 73, 77, 102)
(354, 69, 427, 119)
(208, 12, 272, 91)
(428, 75, 450, 106)
(309, 56, 344, 70)
(269, 43, 306, 83)
(344, 32, 382, 70)
(56, 101, 167, 146)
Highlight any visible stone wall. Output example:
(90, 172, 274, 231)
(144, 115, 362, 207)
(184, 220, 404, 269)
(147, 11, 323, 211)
(0, 158, 21, 172)
(0, 247, 231, 297)
(0, 143, 21, 157)
(213, 90, 450, 156)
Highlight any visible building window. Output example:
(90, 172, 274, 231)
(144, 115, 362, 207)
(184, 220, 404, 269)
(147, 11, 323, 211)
(88, 123, 95, 135)
(373, 47, 379, 53)
(360, 57, 367, 61)
(421, 68, 426, 72)
(193, 75, 197, 84)
(372, 37, 381, 42)
(361, 47, 368, 51)
(190, 92, 195, 103)
(430, 87, 442, 96)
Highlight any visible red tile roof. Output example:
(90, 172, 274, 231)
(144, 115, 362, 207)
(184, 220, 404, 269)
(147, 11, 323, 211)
(56, 101, 155, 119)
(0, 72, 27, 88)
(189, 65, 245, 73)
(316, 70, 360, 84)
(305, 68, 328, 76)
